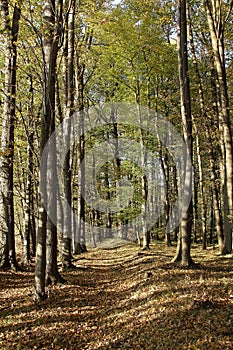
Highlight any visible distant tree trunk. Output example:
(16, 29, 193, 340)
(188, 6, 210, 249)
(136, 98, 150, 250)
(76, 58, 87, 252)
(172, 165, 179, 242)
(210, 148, 224, 249)
(79, 99, 87, 252)
(205, 0, 233, 254)
(61, 0, 76, 270)
(160, 147, 171, 246)
(24, 131, 34, 265)
(23, 73, 37, 265)
(192, 166, 198, 244)
(0, 0, 21, 270)
(104, 166, 112, 236)
(195, 125, 207, 249)
(30, 141, 37, 258)
(188, 4, 224, 251)
(209, 192, 215, 245)
(111, 108, 122, 236)
(209, 57, 224, 252)
(172, 0, 193, 267)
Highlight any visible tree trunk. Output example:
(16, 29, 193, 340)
(188, 4, 224, 252)
(172, 0, 193, 267)
(195, 125, 207, 249)
(133, 86, 150, 250)
(192, 165, 198, 244)
(205, 0, 233, 254)
(0, 0, 21, 270)
(160, 147, 171, 246)
(76, 58, 87, 252)
(34, 0, 64, 301)
(24, 131, 33, 265)
(61, 0, 76, 270)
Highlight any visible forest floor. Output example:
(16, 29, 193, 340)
(0, 241, 233, 349)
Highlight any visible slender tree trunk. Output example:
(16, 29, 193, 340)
(61, 0, 76, 269)
(135, 94, 150, 250)
(188, 6, 210, 249)
(30, 146, 37, 258)
(24, 74, 36, 265)
(104, 166, 112, 236)
(192, 164, 198, 244)
(195, 126, 207, 249)
(172, 165, 179, 242)
(188, 4, 224, 251)
(76, 59, 87, 252)
(160, 147, 171, 246)
(24, 131, 33, 265)
(0, 0, 21, 270)
(172, 0, 193, 267)
(209, 192, 214, 245)
(205, 0, 233, 253)
(111, 107, 122, 236)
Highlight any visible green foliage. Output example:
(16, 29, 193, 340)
(0, 0, 232, 254)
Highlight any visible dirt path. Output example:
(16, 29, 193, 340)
(0, 243, 233, 349)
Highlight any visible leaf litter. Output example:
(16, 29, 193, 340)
(0, 242, 233, 349)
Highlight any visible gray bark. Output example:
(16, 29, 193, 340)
(0, 0, 21, 270)
(205, 0, 233, 253)
(172, 0, 193, 267)
(61, 0, 76, 269)
(34, 0, 64, 301)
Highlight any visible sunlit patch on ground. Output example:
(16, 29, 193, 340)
(0, 242, 233, 349)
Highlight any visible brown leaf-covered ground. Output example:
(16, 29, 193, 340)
(0, 242, 233, 349)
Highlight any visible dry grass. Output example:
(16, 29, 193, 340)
(0, 242, 233, 349)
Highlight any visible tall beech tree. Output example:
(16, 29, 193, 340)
(0, 0, 21, 270)
(34, 0, 64, 301)
(61, 0, 76, 269)
(172, 0, 193, 267)
(187, 3, 224, 252)
(205, 0, 233, 254)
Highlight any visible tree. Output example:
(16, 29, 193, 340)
(205, 0, 233, 254)
(172, 0, 193, 267)
(187, 3, 224, 251)
(34, 0, 64, 301)
(61, 0, 77, 269)
(0, 0, 21, 270)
